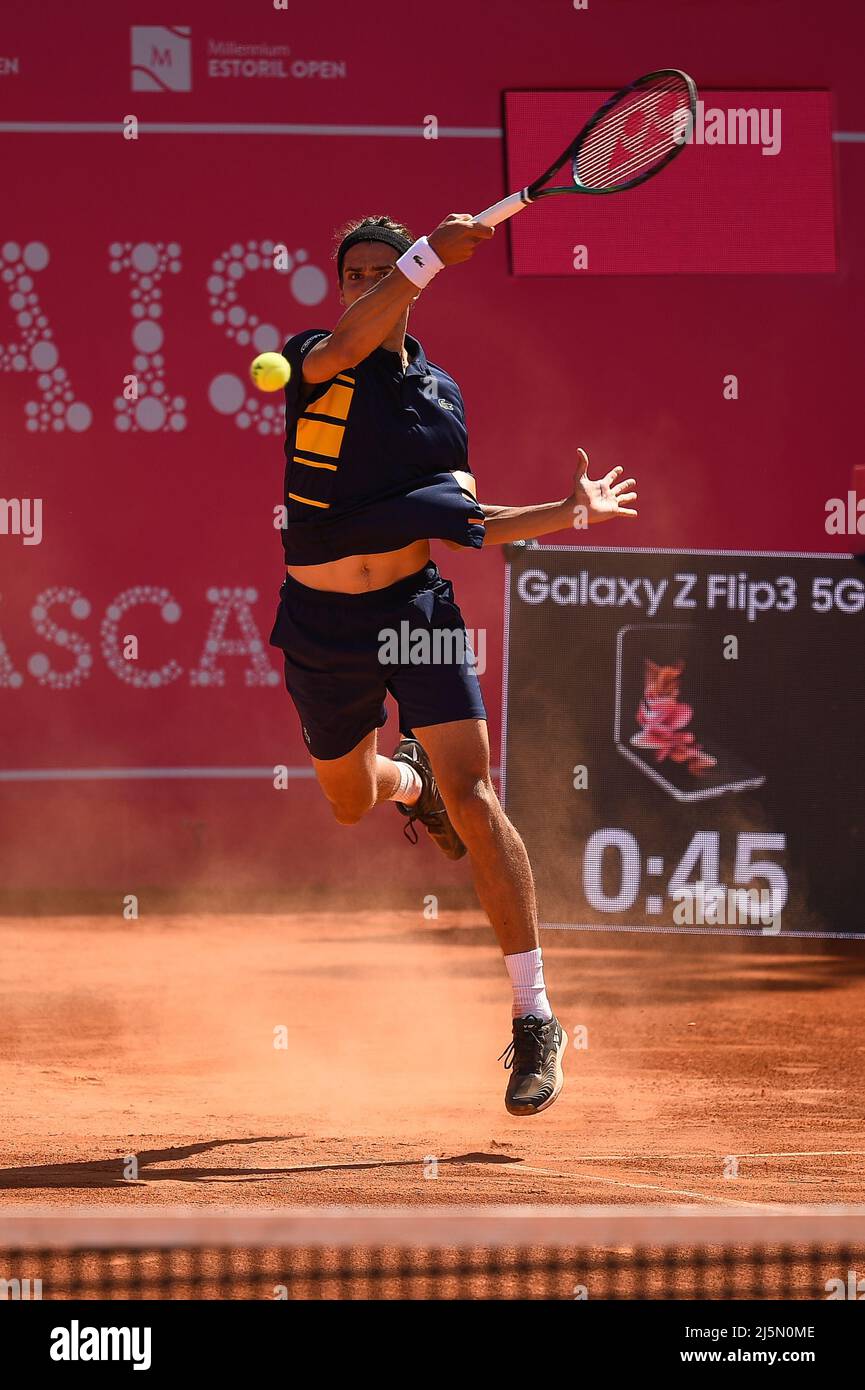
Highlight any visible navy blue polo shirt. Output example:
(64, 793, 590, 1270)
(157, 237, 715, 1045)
(278, 329, 485, 564)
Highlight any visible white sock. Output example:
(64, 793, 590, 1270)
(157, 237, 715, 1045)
(388, 760, 423, 806)
(504, 947, 552, 1021)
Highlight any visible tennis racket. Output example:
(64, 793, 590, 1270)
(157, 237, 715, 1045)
(475, 69, 697, 227)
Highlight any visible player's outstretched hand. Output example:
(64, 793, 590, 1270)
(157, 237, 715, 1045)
(428, 214, 495, 265)
(573, 447, 638, 523)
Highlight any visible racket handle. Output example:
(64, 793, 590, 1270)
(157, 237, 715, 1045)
(474, 190, 530, 228)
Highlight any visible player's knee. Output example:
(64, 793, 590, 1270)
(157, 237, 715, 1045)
(445, 778, 498, 842)
(328, 792, 375, 826)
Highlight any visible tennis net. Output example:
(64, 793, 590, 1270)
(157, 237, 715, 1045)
(2, 1206, 864, 1301)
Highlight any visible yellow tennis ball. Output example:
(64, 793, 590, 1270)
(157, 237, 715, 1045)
(250, 351, 291, 392)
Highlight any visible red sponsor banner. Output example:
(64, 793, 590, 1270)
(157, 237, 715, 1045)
(0, 130, 509, 793)
(504, 90, 836, 274)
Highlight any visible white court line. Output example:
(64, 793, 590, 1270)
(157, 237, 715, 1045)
(0, 122, 503, 137)
(0, 765, 502, 782)
(512, 1166, 781, 1207)
(534, 1150, 865, 1161)
(0, 766, 310, 782)
(0, 121, 862, 141)
(720, 1150, 865, 1160)
(5, 1204, 864, 1247)
(242, 1151, 865, 1173)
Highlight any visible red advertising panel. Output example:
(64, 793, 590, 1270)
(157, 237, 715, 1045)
(504, 90, 836, 275)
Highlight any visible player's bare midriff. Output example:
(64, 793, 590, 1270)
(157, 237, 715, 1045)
(285, 471, 477, 594)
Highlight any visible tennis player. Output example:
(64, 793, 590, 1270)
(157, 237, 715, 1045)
(269, 214, 637, 1115)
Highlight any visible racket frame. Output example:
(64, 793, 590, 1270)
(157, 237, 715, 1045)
(475, 69, 697, 228)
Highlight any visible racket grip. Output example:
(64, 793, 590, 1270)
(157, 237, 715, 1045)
(473, 190, 530, 228)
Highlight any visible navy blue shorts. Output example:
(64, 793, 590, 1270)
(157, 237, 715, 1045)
(269, 561, 487, 760)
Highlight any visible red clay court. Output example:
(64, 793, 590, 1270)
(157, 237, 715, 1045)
(3, 912, 863, 1210)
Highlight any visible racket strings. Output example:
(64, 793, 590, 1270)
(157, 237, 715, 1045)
(578, 107, 685, 184)
(579, 80, 686, 164)
(579, 124, 680, 187)
(576, 78, 691, 189)
(577, 106, 687, 185)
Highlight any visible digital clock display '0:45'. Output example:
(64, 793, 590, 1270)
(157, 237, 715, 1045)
(581, 830, 788, 926)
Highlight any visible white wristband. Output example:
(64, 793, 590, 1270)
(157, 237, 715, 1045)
(396, 236, 445, 289)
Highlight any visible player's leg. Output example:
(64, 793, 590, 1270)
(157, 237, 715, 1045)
(311, 728, 418, 826)
(385, 558, 566, 1114)
(385, 567, 534, 927)
(410, 717, 535, 953)
(414, 715, 567, 1116)
(271, 573, 416, 824)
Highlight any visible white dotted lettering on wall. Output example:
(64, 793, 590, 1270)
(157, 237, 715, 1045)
(0, 599, 24, 688)
(190, 586, 281, 688)
(100, 587, 184, 688)
(109, 243, 186, 433)
(206, 239, 327, 436)
(28, 587, 94, 688)
(0, 242, 92, 432)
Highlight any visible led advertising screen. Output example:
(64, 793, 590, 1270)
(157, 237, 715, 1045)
(502, 546, 864, 936)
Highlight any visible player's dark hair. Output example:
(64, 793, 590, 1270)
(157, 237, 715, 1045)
(334, 215, 414, 282)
